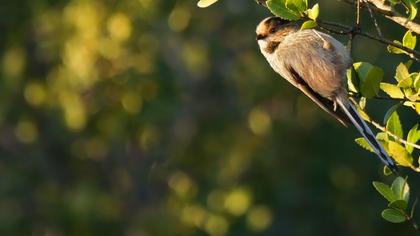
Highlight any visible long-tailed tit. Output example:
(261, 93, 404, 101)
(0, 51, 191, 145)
(256, 16, 398, 172)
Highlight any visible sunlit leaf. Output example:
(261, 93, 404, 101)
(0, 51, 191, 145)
(414, 73, 420, 91)
(397, 76, 413, 88)
(387, 40, 406, 54)
(395, 63, 410, 82)
(403, 31, 417, 49)
(353, 62, 383, 98)
(383, 103, 402, 125)
(381, 208, 406, 223)
(388, 199, 408, 211)
(386, 111, 403, 140)
(373, 181, 396, 202)
(307, 3, 319, 20)
(197, 0, 218, 8)
(402, 0, 418, 20)
(359, 97, 367, 110)
(355, 138, 374, 153)
(300, 20, 317, 30)
(391, 177, 410, 202)
(380, 83, 405, 99)
(406, 124, 420, 153)
(347, 68, 359, 93)
(403, 87, 419, 101)
(384, 166, 393, 176)
(267, 0, 301, 20)
(285, 0, 307, 12)
(388, 141, 413, 167)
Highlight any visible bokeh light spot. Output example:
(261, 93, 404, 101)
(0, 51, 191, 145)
(2, 47, 26, 78)
(207, 190, 226, 211)
(138, 127, 159, 150)
(246, 205, 273, 232)
(224, 188, 251, 216)
(107, 13, 132, 42)
(15, 120, 38, 144)
(168, 171, 197, 198)
(24, 82, 47, 107)
(181, 204, 207, 227)
(121, 92, 142, 114)
(248, 108, 272, 136)
(204, 214, 229, 236)
(59, 91, 87, 131)
(168, 7, 191, 32)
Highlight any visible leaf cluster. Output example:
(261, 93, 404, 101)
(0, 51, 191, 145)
(373, 177, 413, 223)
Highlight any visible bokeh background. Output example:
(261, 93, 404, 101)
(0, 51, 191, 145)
(0, 0, 419, 235)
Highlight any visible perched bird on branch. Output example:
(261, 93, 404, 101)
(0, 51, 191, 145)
(256, 16, 398, 172)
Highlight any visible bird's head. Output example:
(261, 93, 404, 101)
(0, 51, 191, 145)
(256, 16, 297, 52)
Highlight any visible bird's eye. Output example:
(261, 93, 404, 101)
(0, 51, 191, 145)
(269, 27, 277, 33)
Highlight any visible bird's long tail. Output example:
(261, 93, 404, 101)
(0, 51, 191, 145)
(336, 97, 399, 173)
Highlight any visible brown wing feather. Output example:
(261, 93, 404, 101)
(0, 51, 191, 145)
(288, 66, 350, 127)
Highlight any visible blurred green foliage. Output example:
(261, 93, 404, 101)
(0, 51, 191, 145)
(0, 0, 419, 235)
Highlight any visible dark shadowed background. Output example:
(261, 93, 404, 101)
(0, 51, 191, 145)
(0, 0, 419, 235)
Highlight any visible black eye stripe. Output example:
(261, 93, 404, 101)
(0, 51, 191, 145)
(256, 34, 267, 40)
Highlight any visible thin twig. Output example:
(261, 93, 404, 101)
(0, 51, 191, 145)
(349, 92, 418, 102)
(362, 0, 383, 37)
(343, 0, 420, 35)
(255, 0, 420, 59)
(356, 0, 361, 27)
(368, 119, 420, 150)
(317, 20, 420, 61)
(348, 99, 420, 150)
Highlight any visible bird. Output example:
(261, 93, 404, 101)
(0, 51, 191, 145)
(256, 16, 398, 173)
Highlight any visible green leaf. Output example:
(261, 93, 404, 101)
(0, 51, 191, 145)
(359, 97, 367, 110)
(397, 76, 413, 88)
(388, 199, 408, 210)
(267, 0, 301, 20)
(347, 68, 359, 93)
(403, 101, 420, 114)
(391, 176, 410, 202)
(285, 0, 307, 12)
(388, 0, 401, 4)
(386, 111, 403, 140)
(377, 132, 388, 141)
(406, 0, 418, 20)
(383, 103, 403, 125)
(403, 88, 419, 102)
(388, 141, 413, 167)
(395, 63, 410, 82)
(380, 83, 405, 99)
(307, 3, 319, 20)
(388, 40, 406, 54)
(381, 208, 407, 223)
(403, 31, 417, 49)
(414, 74, 420, 91)
(384, 166, 393, 176)
(373, 181, 396, 202)
(300, 20, 317, 30)
(406, 124, 420, 153)
(197, 0, 218, 8)
(405, 60, 413, 69)
(355, 138, 374, 153)
(353, 62, 384, 98)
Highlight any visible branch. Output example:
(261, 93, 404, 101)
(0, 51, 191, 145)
(363, 0, 383, 37)
(316, 20, 420, 61)
(349, 98, 420, 151)
(349, 92, 419, 102)
(344, 0, 420, 35)
(369, 118, 420, 151)
(254, 0, 420, 60)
